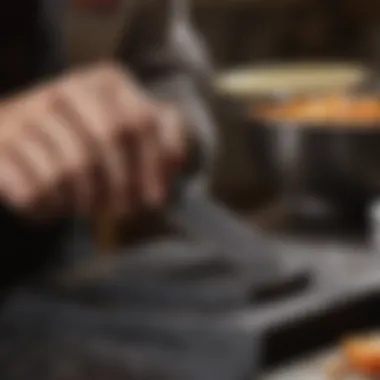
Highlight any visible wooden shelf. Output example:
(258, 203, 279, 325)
(192, 0, 305, 8)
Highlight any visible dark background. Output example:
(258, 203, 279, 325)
(192, 0, 380, 67)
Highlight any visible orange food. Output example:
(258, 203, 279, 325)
(253, 95, 380, 126)
(342, 337, 380, 375)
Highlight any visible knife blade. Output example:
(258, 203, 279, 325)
(167, 185, 282, 290)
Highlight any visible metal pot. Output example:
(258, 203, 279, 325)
(245, 102, 380, 215)
(214, 62, 371, 208)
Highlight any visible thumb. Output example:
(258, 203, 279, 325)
(156, 103, 188, 166)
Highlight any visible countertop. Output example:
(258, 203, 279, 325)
(262, 349, 336, 380)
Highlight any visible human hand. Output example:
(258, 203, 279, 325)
(0, 63, 187, 218)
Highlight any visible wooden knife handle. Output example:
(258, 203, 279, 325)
(94, 212, 119, 254)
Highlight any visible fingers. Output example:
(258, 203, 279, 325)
(138, 104, 187, 206)
(0, 123, 62, 215)
(138, 114, 164, 207)
(157, 104, 187, 177)
(112, 82, 187, 209)
(5, 130, 60, 213)
(55, 80, 128, 216)
(96, 81, 137, 216)
(0, 154, 34, 211)
(0, 64, 189, 220)
(35, 112, 92, 214)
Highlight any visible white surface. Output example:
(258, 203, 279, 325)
(369, 199, 380, 254)
(262, 350, 335, 380)
(215, 62, 368, 98)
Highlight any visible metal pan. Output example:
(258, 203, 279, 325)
(245, 94, 380, 213)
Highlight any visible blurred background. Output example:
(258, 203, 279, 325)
(196, 0, 380, 215)
(191, 0, 380, 232)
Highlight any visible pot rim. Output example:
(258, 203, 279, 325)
(246, 92, 380, 133)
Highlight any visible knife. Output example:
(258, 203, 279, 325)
(167, 182, 282, 291)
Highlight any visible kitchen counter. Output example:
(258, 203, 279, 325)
(225, 217, 380, 369)
(262, 349, 336, 380)
(243, 234, 380, 329)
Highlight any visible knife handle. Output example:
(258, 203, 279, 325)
(94, 211, 119, 254)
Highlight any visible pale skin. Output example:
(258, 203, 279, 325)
(0, 63, 187, 219)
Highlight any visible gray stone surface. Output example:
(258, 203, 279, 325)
(262, 349, 335, 380)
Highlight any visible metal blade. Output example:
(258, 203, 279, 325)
(167, 188, 282, 290)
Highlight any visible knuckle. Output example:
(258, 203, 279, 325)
(46, 86, 71, 113)
(64, 158, 89, 179)
(95, 62, 123, 81)
(137, 105, 158, 131)
(111, 119, 124, 138)
(95, 124, 115, 146)
(110, 123, 127, 144)
(14, 187, 39, 212)
(43, 171, 61, 191)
